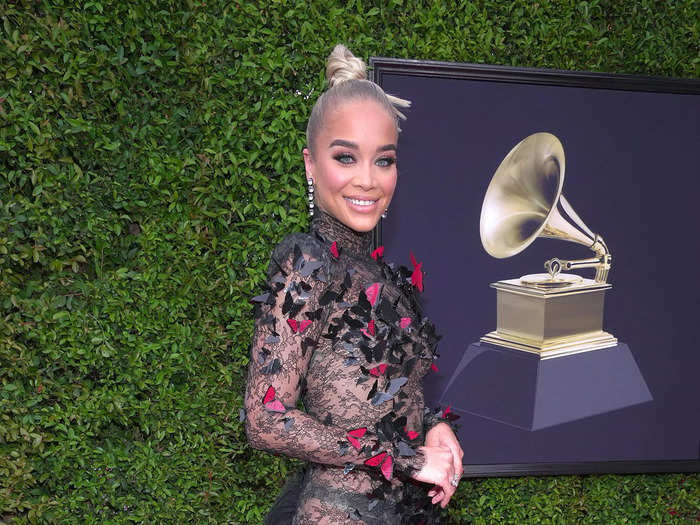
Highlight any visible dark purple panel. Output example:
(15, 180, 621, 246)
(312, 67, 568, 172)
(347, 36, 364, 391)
(378, 70, 700, 465)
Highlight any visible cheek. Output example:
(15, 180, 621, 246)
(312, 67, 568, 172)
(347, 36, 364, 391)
(383, 171, 398, 199)
(317, 163, 350, 198)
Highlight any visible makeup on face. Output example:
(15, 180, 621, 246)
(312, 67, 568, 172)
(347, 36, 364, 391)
(304, 100, 398, 233)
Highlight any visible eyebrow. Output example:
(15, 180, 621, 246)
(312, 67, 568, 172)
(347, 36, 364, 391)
(329, 139, 397, 152)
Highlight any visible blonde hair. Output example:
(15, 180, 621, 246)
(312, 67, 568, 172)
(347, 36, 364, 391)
(305, 44, 411, 154)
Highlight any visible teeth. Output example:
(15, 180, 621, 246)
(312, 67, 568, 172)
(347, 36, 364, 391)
(347, 198, 376, 206)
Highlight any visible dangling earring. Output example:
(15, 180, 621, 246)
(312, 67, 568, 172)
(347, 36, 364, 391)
(307, 178, 315, 217)
(381, 207, 388, 219)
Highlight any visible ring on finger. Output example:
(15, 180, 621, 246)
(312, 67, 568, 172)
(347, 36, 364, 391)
(450, 473, 460, 487)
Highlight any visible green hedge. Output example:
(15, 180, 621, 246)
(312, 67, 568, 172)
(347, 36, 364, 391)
(1, 1, 697, 523)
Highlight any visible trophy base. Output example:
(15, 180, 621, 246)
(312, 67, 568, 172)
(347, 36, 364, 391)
(481, 330, 618, 358)
(440, 342, 652, 431)
(484, 276, 615, 358)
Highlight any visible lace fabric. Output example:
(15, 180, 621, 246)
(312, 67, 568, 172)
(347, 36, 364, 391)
(245, 211, 449, 524)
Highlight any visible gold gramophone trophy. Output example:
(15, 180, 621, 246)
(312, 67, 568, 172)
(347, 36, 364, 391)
(438, 131, 651, 430)
(479, 132, 617, 358)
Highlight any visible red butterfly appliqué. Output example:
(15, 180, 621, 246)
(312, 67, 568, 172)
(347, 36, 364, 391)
(442, 404, 460, 421)
(330, 241, 339, 259)
(362, 319, 375, 338)
(364, 451, 386, 467)
(410, 251, 424, 292)
(364, 451, 394, 480)
(400, 317, 412, 329)
(369, 363, 387, 377)
(371, 245, 384, 261)
(365, 283, 380, 306)
(262, 385, 286, 413)
(287, 319, 312, 333)
(346, 427, 367, 450)
(380, 454, 393, 480)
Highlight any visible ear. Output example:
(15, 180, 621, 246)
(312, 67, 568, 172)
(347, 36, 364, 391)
(302, 147, 314, 182)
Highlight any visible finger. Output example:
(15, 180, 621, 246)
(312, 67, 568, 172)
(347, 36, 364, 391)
(432, 488, 445, 505)
(442, 479, 457, 508)
(444, 452, 460, 484)
(454, 461, 463, 484)
(437, 471, 455, 505)
(451, 453, 462, 481)
(442, 467, 459, 507)
(446, 442, 463, 478)
(440, 484, 456, 508)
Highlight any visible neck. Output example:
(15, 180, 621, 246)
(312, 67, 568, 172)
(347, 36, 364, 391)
(310, 210, 374, 255)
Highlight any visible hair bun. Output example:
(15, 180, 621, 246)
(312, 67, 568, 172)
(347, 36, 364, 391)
(306, 44, 412, 150)
(326, 44, 367, 88)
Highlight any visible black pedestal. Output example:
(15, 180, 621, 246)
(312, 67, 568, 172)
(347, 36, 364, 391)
(439, 342, 652, 431)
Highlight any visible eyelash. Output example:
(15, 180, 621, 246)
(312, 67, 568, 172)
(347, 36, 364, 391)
(332, 153, 396, 167)
(334, 153, 355, 165)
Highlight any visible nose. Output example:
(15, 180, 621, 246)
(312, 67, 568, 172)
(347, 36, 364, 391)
(353, 160, 376, 191)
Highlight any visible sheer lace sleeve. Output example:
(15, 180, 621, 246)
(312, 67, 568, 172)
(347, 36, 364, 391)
(244, 235, 423, 477)
(423, 406, 459, 435)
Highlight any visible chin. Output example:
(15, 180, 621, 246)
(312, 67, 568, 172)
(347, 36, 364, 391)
(345, 214, 380, 233)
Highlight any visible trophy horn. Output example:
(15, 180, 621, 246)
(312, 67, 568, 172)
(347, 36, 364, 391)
(479, 132, 611, 283)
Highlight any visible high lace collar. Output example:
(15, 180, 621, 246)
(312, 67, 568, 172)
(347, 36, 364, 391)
(310, 210, 374, 256)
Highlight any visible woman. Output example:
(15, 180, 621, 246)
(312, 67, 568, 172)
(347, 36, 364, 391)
(245, 45, 463, 524)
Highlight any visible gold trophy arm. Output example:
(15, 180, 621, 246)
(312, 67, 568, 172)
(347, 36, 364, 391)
(545, 235, 612, 283)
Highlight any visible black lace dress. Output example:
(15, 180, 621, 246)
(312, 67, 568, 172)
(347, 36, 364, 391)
(244, 211, 452, 524)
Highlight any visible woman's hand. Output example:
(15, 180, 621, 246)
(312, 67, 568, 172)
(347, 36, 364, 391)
(424, 422, 464, 506)
(410, 445, 457, 508)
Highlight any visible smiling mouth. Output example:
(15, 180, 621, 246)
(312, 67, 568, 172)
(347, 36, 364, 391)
(344, 197, 378, 207)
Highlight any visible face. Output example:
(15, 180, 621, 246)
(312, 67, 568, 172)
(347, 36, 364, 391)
(303, 99, 398, 233)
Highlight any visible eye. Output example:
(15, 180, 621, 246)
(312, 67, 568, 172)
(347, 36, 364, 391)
(376, 156, 396, 168)
(333, 153, 355, 165)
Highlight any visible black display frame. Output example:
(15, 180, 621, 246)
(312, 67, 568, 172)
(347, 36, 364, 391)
(370, 56, 700, 477)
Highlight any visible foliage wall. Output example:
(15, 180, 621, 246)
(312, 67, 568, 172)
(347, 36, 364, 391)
(1, 0, 698, 522)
